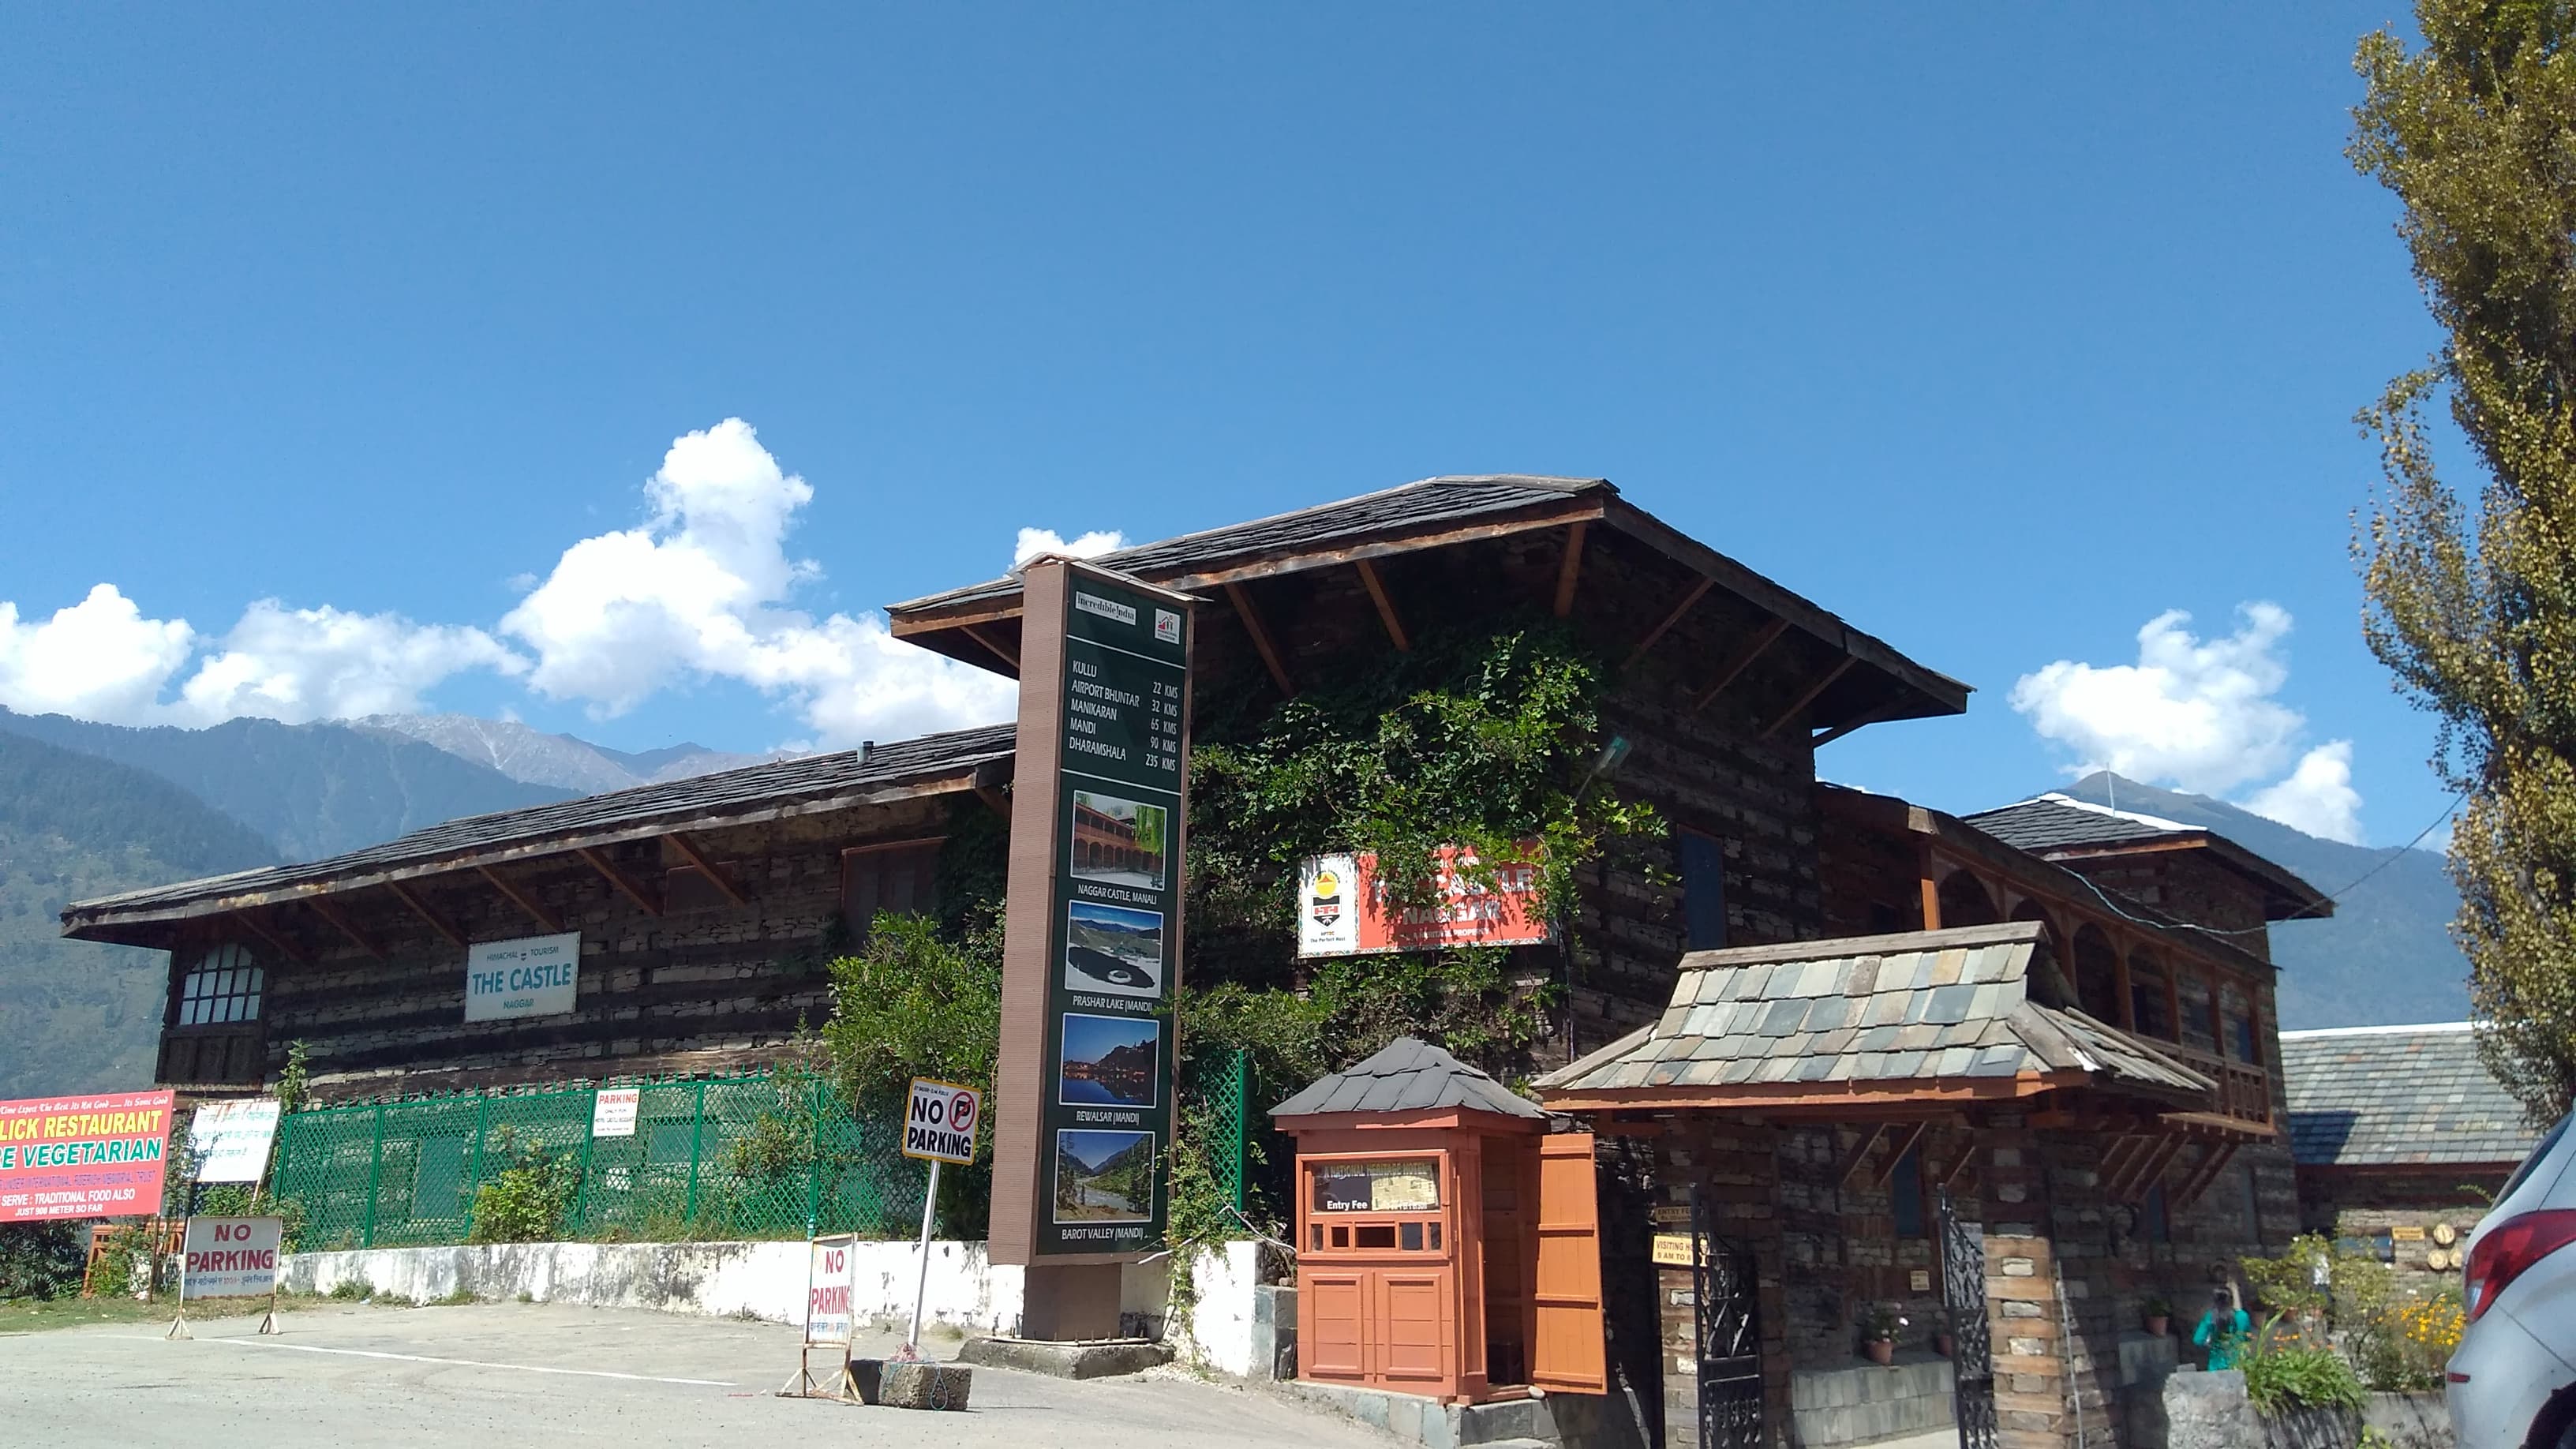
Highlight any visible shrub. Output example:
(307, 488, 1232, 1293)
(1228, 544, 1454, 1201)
(467, 1128, 582, 1244)
(0, 1221, 89, 1301)
(328, 1277, 373, 1301)
(2242, 1313, 2367, 1415)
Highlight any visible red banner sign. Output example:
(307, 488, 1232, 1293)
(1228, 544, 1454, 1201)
(1296, 844, 1550, 957)
(0, 1089, 174, 1222)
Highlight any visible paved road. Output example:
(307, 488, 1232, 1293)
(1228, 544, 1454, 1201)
(0, 1301, 1397, 1449)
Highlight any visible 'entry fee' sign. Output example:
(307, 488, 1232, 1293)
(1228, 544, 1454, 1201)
(902, 1079, 981, 1165)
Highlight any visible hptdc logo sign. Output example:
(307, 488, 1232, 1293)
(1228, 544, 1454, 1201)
(900, 1078, 981, 1166)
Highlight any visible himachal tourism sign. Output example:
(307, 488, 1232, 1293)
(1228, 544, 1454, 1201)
(0, 1089, 174, 1222)
(464, 931, 582, 1021)
(1294, 842, 1550, 958)
(990, 558, 1192, 1267)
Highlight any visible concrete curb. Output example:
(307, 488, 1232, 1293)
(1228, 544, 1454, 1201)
(959, 1335, 1174, 1379)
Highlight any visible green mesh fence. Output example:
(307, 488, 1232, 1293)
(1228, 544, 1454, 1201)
(268, 1073, 922, 1250)
(1182, 1047, 1250, 1213)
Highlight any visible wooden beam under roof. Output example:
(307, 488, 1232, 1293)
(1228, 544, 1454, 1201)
(960, 623, 1019, 672)
(1552, 520, 1588, 618)
(1810, 696, 1904, 750)
(1354, 559, 1409, 652)
(577, 847, 662, 917)
(305, 896, 384, 958)
(1833, 1123, 1889, 1186)
(230, 908, 309, 966)
(1939, 1137, 1979, 1189)
(477, 864, 564, 934)
(387, 880, 468, 949)
(665, 832, 747, 906)
(2170, 1141, 2242, 1211)
(1870, 1120, 1931, 1186)
(1688, 618, 1789, 715)
(1224, 582, 1296, 698)
(1623, 577, 1714, 672)
(1762, 655, 1859, 739)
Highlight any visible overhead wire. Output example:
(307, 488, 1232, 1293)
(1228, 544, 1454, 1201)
(2051, 787, 2469, 942)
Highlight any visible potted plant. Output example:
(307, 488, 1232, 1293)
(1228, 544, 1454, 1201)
(1858, 1304, 1906, 1365)
(2143, 1296, 2172, 1337)
(1930, 1307, 1956, 1358)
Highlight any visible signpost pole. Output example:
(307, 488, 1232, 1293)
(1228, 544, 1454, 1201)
(908, 1158, 942, 1352)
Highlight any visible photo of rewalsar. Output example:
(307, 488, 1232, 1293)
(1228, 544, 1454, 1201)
(1057, 1013, 1160, 1109)
(1053, 1129, 1155, 1224)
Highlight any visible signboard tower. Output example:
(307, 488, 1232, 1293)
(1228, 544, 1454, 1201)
(987, 557, 1193, 1340)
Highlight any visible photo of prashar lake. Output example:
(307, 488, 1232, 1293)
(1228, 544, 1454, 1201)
(1062, 900, 1163, 998)
(1058, 1013, 1160, 1109)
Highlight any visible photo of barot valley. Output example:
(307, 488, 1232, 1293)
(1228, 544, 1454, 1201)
(1062, 900, 1163, 998)
(1054, 1129, 1154, 1224)
(1058, 1012, 1159, 1109)
(1069, 790, 1166, 889)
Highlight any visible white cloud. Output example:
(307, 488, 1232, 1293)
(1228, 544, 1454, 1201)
(0, 417, 1016, 747)
(2243, 742, 2364, 844)
(2012, 603, 2368, 841)
(2010, 604, 2305, 794)
(1014, 526, 1126, 567)
(0, 584, 198, 724)
(180, 601, 523, 724)
(502, 417, 1014, 745)
(0, 586, 525, 728)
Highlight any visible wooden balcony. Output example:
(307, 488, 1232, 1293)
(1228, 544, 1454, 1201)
(2162, 1041, 2271, 1126)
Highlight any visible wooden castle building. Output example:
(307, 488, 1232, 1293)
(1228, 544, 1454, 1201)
(61, 474, 2330, 1449)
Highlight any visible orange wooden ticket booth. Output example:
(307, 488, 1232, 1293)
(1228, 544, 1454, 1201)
(1271, 1037, 1605, 1406)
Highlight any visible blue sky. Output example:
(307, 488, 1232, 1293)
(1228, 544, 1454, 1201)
(1, 5, 2459, 848)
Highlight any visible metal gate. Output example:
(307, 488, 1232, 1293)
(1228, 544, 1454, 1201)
(1690, 1184, 1764, 1449)
(1938, 1191, 1998, 1449)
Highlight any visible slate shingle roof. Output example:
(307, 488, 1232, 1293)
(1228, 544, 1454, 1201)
(62, 724, 1017, 930)
(1533, 921, 2214, 1101)
(890, 475, 1613, 619)
(1963, 796, 2193, 852)
(2281, 1023, 2542, 1168)
(1271, 1035, 1546, 1121)
(1960, 794, 2328, 921)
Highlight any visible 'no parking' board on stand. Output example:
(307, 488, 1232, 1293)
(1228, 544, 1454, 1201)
(902, 1080, 981, 1165)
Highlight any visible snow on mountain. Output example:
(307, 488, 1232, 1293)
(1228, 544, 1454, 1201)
(354, 714, 781, 796)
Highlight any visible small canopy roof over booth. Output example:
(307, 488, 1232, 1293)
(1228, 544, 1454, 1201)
(1272, 1036, 1547, 1121)
(1535, 921, 2218, 1114)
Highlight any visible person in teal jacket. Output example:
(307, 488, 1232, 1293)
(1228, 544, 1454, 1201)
(2194, 1286, 2252, 1369)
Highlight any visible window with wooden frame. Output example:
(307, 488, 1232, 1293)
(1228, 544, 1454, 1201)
(842, 838, 943, 942)
(2128, 950, 2174, 1041)
(1677, 829, 1728, 952)
(1889, 1143, 1926, 1239)
(175, 943, 264, 1026)
(2176, 969, 2219, 1054)
(2220, 982, 2262, 1065)
(159, 941, 268, 1086)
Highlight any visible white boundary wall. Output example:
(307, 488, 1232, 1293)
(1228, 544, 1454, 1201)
(279, 1238, 1260, 1359)
(281, 1239, 1029, 1335)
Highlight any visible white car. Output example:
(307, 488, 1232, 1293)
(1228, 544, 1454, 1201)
(2451, 1111, 2576, 1449)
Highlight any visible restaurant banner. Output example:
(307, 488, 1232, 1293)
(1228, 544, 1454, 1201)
(0, 1089, 175, 1222)
(1295, 843, 1549, 958)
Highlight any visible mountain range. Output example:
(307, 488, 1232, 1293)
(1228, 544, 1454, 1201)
(0, 707, 782, 1095)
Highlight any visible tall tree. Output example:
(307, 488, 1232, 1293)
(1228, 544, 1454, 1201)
(2353, 0, 2576, 1121)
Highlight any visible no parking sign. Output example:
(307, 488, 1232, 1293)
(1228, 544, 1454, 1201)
(900, 1079, 980, 1165)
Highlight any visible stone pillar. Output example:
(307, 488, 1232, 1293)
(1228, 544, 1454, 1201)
(1988, 1232, 2069, 1449)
